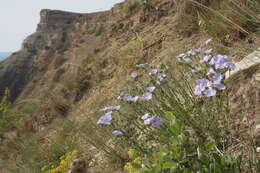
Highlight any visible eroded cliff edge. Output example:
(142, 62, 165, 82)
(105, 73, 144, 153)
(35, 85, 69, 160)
(0, 9, 107, 101)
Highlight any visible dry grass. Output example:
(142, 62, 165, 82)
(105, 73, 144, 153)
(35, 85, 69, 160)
(173, 0, 260, 39)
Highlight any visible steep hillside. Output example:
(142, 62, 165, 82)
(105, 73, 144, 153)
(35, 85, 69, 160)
(0, 9, 94, 101)
(0, 0, 259, 172)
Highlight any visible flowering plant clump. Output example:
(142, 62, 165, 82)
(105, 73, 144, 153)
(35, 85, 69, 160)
(82, 38, 260, 172)
(177, 39, 235, 97)
(97, 111, 113, 125)
(41, 150, 78, 173)
(124, 157, 142, 173)
(124, 148, 143, 173)
(142, 114, 163, 129)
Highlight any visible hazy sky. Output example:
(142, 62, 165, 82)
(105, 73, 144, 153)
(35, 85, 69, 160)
(0, 0, 124, 52)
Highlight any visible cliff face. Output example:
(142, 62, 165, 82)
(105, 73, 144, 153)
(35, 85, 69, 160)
(0, 50, 35, 102)
(0, 0, 163, 102)
(37, 9, 84, 32)
(0, 9, 101, 101)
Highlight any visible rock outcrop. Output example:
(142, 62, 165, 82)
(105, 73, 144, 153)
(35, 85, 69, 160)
(0, 9, 90, 101)
(37, 9, 84, 32)
(227, 47, 260, 119)
(0, 51, 35, 102)
(227, 48, 260, 141)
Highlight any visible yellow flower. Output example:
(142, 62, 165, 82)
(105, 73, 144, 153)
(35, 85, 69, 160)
(124, 162, 140, 173)
(43, 150, 79, 173)
(133, 157, 142, 164)
(41, 166, 48, 172)
(127, 148, 135, 158)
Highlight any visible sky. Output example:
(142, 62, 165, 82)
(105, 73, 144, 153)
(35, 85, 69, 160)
(0, 0, 124, 52)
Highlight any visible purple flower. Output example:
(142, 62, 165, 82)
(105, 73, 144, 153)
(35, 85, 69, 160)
(130, 72, 138, 79)
(187, 73, 193, 79)
(194, 79, 212, 96)
(212, 73, 224, 84)
(144, 117, 153, 125)
(97, 112, 113, 125)
(205, 38, 212, 45)
(157, 74, 166, 81)
(136, 63, 148, 67)
(200, 55, 212, 63)
(177, 53, 186, 58)
(149, 69, 158, 76)
(100, 105, 121, 111)
(202, 49, 212, 54)
(112, 130, 124, 136)
(141, 113, 150, 120)
(131, 96, 139, 102)
(151, 118, 163, 129)
(118, 92, 131, 100)
(225, 62, 236, 70)
(119, 92, 139, 102)
(210, 55, 234, 69)
(210, 55, 224, 65)
(186, 50, 197, 56)
(195, 79, 212, 89)
(182, 57, 192, 62)
(146, 86, 156, 92)
(214, 83, 226, 90)
(191, 67, 201, 73)
(206, 68, 216, 76)
(140, 92, 152, 101)
(194, 85, 203, 95)
(203, 88, 217, 97)
(178, 53, 192, 62)
(144, 116, 163, 128)
(195, 48, 203, 53)
(156, 74, 166, 85)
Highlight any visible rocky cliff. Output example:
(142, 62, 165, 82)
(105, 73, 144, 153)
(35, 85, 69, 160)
(0, 0, 169, 102)
(0, 9, 109, 101)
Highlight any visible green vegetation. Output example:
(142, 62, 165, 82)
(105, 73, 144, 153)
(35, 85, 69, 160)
(41, 150, 79, 173)
(112, 38, 144, 69)
(15, 121, 78, 173)
(82, 44, 260, 172)
(124, 0, 140, 16)
(95, 24, 104, 36)
(0, 89, 20, 134)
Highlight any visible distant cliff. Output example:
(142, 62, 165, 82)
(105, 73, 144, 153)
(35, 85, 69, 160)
(0, 9, 109, 101)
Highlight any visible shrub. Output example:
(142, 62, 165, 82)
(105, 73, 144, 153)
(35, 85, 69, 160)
(41, 150, 79, 173)
(112, 39, 144, 70)
(16, 134, 78, 173)
(124, 0, 140, 16)
(94, 24, 104, 36)
(0, 89, 20, 134)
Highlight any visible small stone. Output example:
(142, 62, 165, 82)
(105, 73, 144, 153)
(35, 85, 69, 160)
(255, 124, 260, 133)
